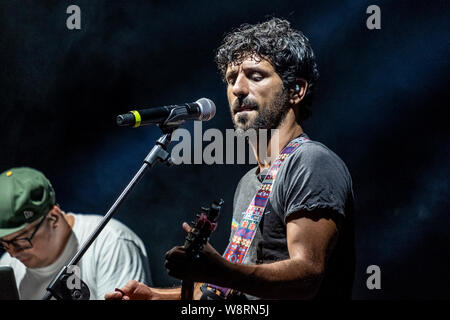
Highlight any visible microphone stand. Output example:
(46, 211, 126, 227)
(42, 125, 177, 300)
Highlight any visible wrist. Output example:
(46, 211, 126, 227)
(152, 287, 182, 300)
(215, 259, 244, 288)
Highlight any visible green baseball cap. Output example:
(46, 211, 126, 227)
(0, 167, 56, 238)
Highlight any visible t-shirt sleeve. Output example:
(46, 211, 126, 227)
(95, 237, 152, 299)
(274, 142, 351, 223)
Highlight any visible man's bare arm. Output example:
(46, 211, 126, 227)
(165, 209, 340, 299)
(222, 209, 340, 299)
(104, 280, 204, 300)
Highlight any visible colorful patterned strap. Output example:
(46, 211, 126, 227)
(204, 135, 310, 299)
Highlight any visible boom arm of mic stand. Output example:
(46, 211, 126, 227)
(42, 129, 176, 300)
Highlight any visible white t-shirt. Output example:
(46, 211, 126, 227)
(0, 213, 151, 300)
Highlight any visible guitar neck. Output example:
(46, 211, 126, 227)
(181, 279, 194, 300)
(181, 199, 223, 301)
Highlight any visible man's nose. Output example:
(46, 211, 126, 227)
(232, 74, 249, 98)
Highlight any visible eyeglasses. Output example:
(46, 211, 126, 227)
(0, 215, 46, 251)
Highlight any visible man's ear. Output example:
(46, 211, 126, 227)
(47, 205, 61, 228)
(289, 79, 308, 105)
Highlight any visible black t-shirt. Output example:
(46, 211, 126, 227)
(230, 133, 355, 299)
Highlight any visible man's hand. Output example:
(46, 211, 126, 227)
(104, 280, 155, 300)
(164, 222, 227, 284)
(104, 222, 224, 300)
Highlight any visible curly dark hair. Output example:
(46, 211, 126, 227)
(215, 18, 319, 121)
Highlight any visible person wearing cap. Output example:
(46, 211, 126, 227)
(0, 167, 152, 300)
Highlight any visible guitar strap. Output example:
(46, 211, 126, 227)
(202, 135, 310, 299)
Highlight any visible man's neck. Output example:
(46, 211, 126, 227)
(251, 120, 304, 172)
(45, 212, 75, 267)
(63, 212, 75, 229)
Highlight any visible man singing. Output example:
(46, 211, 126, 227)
(106, 17, 355, 300)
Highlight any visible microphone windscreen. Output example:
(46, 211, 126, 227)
(196, 98, 216, 121)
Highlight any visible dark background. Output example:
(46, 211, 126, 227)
(0, 0, 448, 299)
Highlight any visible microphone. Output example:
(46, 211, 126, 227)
(116, 98, 216, 128)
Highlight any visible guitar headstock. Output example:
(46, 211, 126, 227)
(184, 199, 224, 258)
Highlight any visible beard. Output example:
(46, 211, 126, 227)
(232, 88, 290, 132)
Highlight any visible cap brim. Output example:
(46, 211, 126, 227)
(0, 224, 27, 238)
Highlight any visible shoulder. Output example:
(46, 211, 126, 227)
(239, 166, 259, 183)
(0, 252, 25, 277)
(283, 139, 352, 181)
(235, 166, 258, 192)
(291, 139, 344, 164)
(70, 213, 145, 245)
(269, 138, 355, 221)
(0, 252, 11, 264)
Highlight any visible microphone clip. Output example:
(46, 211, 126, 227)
(161, 106, 191, 128)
